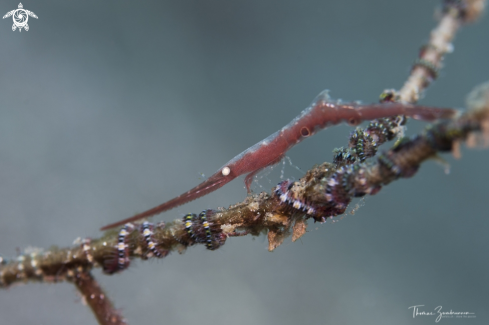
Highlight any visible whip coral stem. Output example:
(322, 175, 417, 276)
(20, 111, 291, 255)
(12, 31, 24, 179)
(72, 272, 127, 325)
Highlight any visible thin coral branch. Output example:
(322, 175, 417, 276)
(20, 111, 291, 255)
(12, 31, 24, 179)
(1, 81, 488, 287)
(71, 271, 127, 325)
(333, 0, 486, 168)
(398, 0, 485, 103)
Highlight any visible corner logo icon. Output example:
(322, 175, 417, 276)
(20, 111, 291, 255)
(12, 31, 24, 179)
(3, 3, 37, 32)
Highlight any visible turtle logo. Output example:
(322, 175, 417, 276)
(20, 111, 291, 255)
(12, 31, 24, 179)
(3, 3, 38, 32)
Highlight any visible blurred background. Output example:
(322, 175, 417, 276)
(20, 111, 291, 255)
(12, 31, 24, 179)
(0, 0, 488, 324)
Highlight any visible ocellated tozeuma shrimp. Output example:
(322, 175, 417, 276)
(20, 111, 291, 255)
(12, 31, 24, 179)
(101, 90, 457, 230)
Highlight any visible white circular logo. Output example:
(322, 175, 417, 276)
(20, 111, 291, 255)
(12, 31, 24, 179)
(2, 3, 38, 32)
(13, 9, 28, 27)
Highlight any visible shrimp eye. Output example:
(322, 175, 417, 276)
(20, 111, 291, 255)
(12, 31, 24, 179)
(300, 127, 311, 137)
(222, 167, 231, 176)
(348, 118, 359, 126)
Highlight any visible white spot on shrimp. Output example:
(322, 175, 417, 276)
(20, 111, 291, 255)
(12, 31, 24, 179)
(222, 167, 231, 176)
